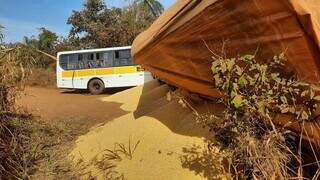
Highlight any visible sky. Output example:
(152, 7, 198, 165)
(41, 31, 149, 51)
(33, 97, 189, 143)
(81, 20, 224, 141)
(0, 0, 175, 43)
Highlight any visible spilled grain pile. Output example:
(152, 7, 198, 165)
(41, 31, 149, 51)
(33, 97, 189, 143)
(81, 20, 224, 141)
(69, 80, 228, 179)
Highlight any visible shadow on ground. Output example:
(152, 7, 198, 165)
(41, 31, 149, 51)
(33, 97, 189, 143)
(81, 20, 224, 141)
(180, 144, 226, 180)
(61, 87, 133, 95)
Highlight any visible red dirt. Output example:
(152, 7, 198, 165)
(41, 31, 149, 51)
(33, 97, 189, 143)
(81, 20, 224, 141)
(18, 87, 127, 123)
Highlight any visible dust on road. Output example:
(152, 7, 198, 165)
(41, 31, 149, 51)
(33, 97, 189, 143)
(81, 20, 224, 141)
(18, 87, 127, 124)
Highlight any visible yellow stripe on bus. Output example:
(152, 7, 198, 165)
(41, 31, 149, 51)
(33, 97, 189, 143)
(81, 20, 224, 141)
(62, 71, 74, 78)
(96, 68, 114, 75)
(77, 69, 96, 77)
(115, 66, 137, 74)
(62, 66, 138, 78)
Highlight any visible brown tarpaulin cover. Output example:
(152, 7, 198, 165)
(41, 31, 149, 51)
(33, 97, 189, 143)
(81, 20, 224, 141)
(133, 0, 320, 97)
(132, 0, 320, 144)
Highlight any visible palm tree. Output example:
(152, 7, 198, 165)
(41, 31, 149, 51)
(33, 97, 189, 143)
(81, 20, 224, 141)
(0, 25, 4, 44)
(143, 0, 164, 17)
(133, 0, 164, 17)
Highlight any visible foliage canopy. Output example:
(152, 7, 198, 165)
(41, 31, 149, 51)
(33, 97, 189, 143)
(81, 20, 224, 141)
(67, 0, 163, 48)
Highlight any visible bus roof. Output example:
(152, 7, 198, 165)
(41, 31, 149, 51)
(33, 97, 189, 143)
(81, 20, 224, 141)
(57, 46, 131, 57)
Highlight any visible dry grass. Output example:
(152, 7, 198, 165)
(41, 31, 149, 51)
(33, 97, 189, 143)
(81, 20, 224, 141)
(194, 109, 320, 179)
(29, 117, 91, 179)
(0, 46, 84, 179)
(194, 111, 295, 179)
(0, 45, 34, 179)
(91, 138, 141, 179)
(0, 114, 33, 179)
(26, 68, 56, 87)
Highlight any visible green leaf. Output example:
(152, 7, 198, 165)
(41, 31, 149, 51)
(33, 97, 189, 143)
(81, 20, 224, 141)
(238, 75, 248, 87)
(230, 90, 237, 98)
(271, 73, 281, 83)
(240, 54, 255, 62)
(220, 61, 227, 73)
(232, 95, 243, 109)
(226, 58, 235, 71)
(280, 96, 288, 104)
(211, 66, 219, 74)
(211, 61, 220, 74)
(223, 81, 233, 95)
(214, 74, 222, 87)
(235, 65, 243, 76)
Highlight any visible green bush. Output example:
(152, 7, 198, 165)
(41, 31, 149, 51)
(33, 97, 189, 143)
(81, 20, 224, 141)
(196, 52, 320, 179)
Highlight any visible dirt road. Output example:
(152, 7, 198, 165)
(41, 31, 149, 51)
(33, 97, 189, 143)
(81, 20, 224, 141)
(19, 87, 127, 124)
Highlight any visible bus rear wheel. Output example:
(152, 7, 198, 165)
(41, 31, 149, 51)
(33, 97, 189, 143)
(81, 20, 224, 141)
(88, 79, 105, 95)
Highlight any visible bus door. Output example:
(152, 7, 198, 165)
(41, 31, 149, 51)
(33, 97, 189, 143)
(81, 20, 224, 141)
(58, 54, 76, 88)
(73, 53, 95, 89)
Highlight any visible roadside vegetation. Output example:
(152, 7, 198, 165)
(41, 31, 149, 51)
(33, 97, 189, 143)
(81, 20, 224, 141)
(192, 52, 320, 179)
(0, 41, 102, 179)
(0, 39, 36, 178)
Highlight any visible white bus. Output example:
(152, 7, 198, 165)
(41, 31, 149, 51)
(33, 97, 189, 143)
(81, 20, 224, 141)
(56, 46, 154, 94)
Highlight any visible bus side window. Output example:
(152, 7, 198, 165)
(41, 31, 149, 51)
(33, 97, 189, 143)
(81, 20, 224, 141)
(89, 53, 94, 60)
(67, 54, 78, 70)
(115, 50, 132, 66)
(78, 54, 84, 69)
(124, 50, 133, 66)
(114, 51, 120, 66)
(83, 53, 95, 68)
(115, 51, 120, 59)
(59, 55, 68, 70)
(95, 53, 103, 68)
(102, 52, 113, 67)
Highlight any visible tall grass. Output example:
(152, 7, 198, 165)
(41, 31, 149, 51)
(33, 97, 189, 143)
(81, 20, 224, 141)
(0, 46, 37, 179)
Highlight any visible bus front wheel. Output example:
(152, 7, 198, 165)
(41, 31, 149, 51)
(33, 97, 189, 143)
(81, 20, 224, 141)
(88, 79, 105, 95)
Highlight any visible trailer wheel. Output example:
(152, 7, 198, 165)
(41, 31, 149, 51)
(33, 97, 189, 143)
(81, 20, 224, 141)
(88, 79, 105, 95)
